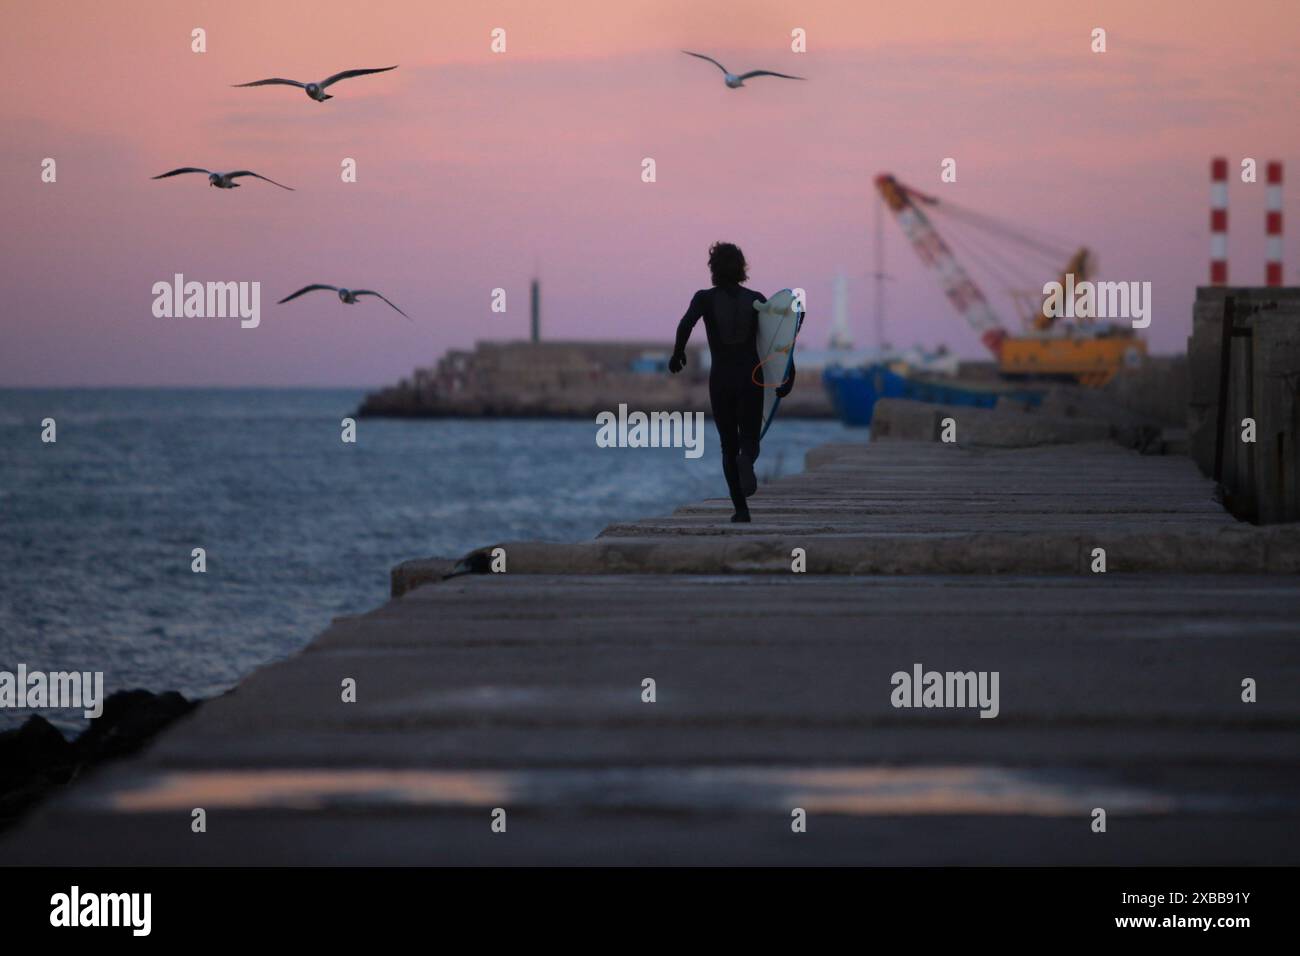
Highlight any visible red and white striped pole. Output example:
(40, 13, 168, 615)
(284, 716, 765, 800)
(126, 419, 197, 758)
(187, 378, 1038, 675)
(1210, 157, 1228, 285)
(1266, 161, 1283, 286)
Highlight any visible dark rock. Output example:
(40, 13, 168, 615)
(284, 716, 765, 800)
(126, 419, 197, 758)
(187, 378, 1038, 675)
(72, 690, 197, 763)
(0, 716, 73, 782)
(0, 689, 199, 831)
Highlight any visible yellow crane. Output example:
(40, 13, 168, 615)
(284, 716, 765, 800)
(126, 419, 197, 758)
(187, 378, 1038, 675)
(875, 174, 1145, 386)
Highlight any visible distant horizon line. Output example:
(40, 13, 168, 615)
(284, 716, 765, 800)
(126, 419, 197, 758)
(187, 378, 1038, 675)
(0, 345, 1189, 390)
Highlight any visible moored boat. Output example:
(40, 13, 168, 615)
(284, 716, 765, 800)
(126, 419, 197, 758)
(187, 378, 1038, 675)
(822, 362, 1044, 427)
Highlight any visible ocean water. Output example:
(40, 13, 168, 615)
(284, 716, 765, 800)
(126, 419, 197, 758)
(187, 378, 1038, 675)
(0, 389, 857, 733)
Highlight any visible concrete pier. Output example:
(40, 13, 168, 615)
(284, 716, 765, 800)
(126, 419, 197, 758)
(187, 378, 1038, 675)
(3, 437, 1298, 865)
(393, 439, 1300, 590)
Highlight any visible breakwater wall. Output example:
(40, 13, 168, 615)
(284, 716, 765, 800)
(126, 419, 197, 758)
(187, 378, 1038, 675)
(1189, 287, 1300, 523)
(357, 339, 834, 419)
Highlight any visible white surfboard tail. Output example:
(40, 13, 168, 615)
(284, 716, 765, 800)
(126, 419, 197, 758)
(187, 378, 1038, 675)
(754, 287, 804, 440)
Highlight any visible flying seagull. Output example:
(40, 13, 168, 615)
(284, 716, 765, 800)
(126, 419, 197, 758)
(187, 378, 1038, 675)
(152, 168, 294, 190)
(681, 51, 804, 88)
(233, 66, 398, 102)
(278, 285, 410, 319)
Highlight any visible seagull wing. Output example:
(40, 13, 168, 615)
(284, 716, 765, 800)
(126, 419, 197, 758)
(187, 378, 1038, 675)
(278, 285, 338, 304)
(227, 171, 295, 191)
(320, 65, 399, 89)
(352, 290, 411, 320)
(152, 168, 211, 179)
(232, 77, 305, 89)
(682, 51, 729, 73)
(737, 69, 805, 81)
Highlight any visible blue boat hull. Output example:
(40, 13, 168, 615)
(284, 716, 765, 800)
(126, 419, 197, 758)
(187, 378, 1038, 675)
(822, 364, 1043, 427)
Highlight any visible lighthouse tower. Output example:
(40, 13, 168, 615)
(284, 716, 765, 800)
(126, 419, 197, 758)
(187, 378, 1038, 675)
(828, 273, 852, 350)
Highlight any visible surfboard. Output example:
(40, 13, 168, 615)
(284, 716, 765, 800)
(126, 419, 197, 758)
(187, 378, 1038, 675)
(753, 288, 804, 439)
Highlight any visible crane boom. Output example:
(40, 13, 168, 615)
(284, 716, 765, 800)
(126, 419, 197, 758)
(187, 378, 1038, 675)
(872, 171, 1145, 386)
(874, 174, 1006, 357)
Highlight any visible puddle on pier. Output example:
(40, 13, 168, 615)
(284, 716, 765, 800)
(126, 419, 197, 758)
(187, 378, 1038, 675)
(100, 765, 1203, 816)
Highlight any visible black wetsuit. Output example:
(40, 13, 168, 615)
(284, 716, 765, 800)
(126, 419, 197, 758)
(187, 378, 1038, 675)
(674, 284, 792, 515)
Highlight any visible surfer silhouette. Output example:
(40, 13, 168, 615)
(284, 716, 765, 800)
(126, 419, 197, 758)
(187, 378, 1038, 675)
(670, 242, 795, 523)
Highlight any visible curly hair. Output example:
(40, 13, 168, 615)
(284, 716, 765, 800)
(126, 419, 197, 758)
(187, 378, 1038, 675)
(708, 242, 748, 286)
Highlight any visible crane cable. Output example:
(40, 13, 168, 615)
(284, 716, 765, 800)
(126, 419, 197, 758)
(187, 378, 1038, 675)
(937, 211, 1051, 293)
(925, 197, 1079, 264)
(938, 216, 1033, 298)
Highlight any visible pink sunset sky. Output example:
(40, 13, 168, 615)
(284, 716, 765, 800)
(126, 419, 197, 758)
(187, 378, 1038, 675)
(2, 0, 1297, 386)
